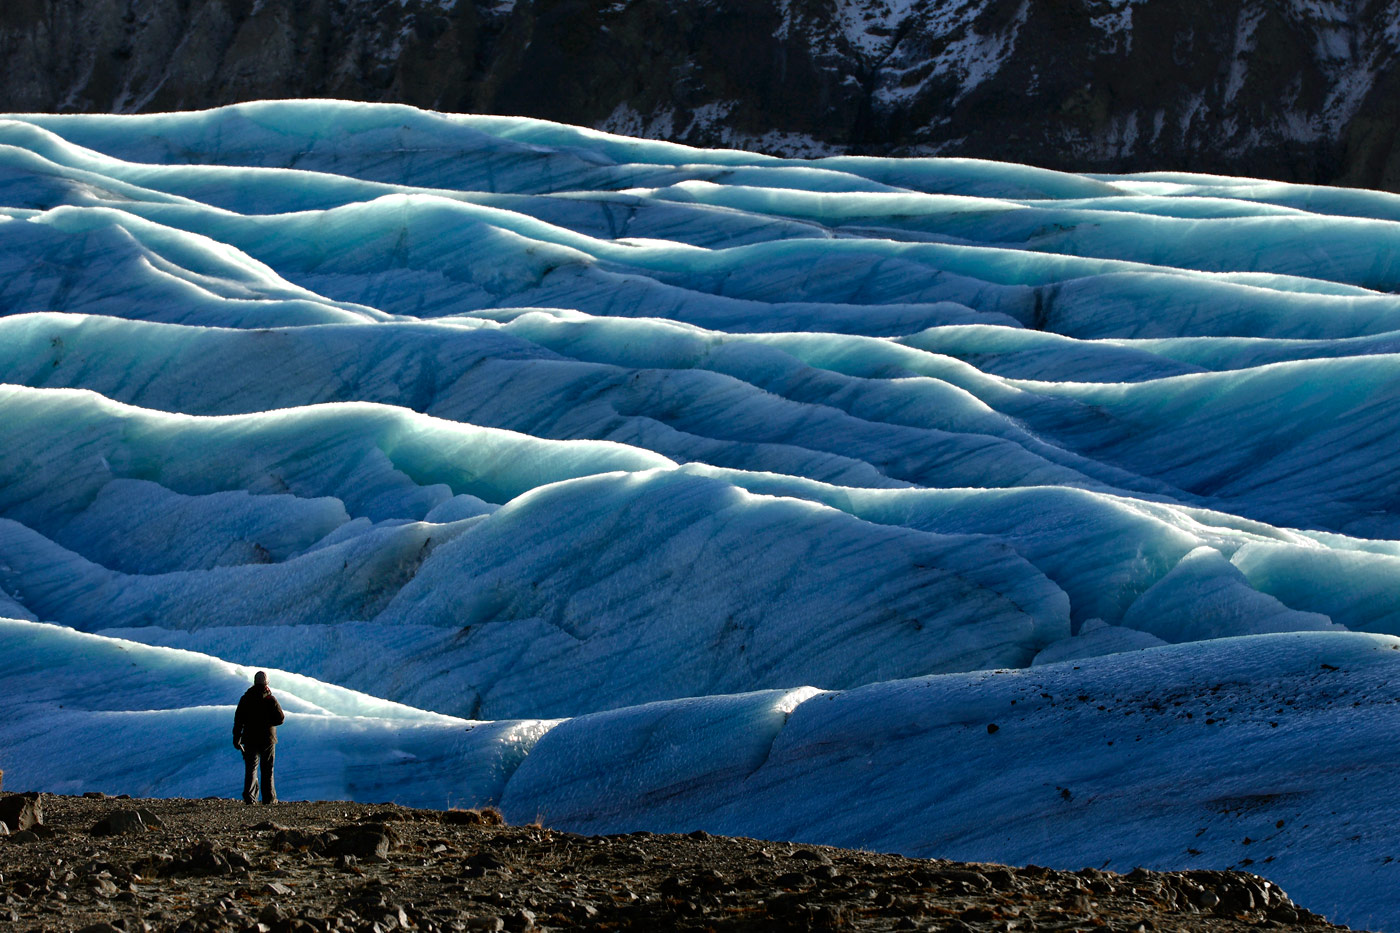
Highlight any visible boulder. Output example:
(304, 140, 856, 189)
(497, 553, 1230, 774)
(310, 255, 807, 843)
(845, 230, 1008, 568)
(133, 807, 166, 829)
(88, 877, 120, 898)
(270, 828, 318, 851)
(89, 809, 150, 836)
(0, 792, 41, 831)
(441, 808, 504, 826)
(324, 825, 398, 861)
(465, 918, 504, 932)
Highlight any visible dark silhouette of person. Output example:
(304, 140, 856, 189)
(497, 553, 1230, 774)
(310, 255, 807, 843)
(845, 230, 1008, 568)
(233, 671, 285, 804)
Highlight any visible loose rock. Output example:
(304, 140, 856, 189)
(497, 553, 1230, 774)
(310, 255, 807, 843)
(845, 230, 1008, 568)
(0, 794, 1359, 933)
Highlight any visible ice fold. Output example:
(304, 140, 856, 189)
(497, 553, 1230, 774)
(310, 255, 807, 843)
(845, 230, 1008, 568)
(3, 99, 1400, 930)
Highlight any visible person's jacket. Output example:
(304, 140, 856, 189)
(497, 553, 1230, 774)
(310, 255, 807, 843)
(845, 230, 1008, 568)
(233, 686, 286, 750)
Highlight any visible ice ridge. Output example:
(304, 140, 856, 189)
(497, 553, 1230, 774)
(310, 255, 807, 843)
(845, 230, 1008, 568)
(4, 100, 1400, 929)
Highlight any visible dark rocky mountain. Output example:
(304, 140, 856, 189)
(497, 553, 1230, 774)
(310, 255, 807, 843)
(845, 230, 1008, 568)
(2, 0, 1398, 189)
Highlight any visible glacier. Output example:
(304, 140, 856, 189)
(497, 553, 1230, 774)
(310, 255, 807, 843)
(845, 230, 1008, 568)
(2, 100, 1400, 928)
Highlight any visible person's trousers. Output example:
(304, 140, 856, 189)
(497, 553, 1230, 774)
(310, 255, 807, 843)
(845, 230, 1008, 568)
(242, 745, 276, 803)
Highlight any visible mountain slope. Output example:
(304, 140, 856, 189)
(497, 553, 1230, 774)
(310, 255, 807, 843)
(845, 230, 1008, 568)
(1, 0, 1398, 189)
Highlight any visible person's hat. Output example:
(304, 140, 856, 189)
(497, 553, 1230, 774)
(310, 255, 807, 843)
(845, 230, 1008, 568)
(254, 671, 268, 686)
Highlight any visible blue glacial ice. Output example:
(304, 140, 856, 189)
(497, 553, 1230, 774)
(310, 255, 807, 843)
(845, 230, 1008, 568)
(3, 100, 1400, 928)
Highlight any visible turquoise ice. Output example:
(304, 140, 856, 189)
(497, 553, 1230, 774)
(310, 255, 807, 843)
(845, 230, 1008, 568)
(3, 100, 1400, 929)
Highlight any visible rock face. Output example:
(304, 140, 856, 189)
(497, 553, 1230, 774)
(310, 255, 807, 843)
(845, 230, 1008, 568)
(1, 0, 1398, 190)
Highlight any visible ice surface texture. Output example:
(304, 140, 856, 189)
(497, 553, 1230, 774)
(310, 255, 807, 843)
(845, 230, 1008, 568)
(3, 100, 1400, 927)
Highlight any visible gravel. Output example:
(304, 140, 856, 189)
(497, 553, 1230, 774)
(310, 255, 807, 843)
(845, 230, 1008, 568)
(0, 793, 1356, 932)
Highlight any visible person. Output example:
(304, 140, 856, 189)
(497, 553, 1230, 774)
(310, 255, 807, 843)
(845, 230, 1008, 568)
(233, 671, 285, 804)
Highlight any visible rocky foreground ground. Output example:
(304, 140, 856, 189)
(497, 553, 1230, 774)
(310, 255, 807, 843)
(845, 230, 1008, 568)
(0, 793, 1357, 933)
